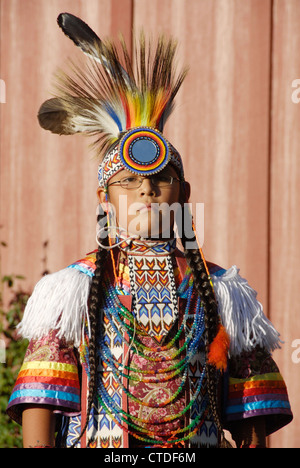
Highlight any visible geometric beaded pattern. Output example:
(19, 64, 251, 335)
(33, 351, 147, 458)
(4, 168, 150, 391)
(182, 289, 219, 448)
(86, 312, 125, 448)
(187, 336, 218, 448)
(128, 253, 178, 344)
(98, 145, 124, 188)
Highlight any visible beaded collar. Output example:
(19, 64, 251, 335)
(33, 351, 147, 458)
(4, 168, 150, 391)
(116, 238, 178, 344)
(118, 237, 177, 256)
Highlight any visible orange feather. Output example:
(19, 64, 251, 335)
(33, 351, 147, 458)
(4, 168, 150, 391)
(207, 323, 230, 372)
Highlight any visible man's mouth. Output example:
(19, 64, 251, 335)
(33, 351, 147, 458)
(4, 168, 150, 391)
(137, 203, 159, 213)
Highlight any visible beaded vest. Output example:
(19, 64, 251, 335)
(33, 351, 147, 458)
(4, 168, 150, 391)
(66, 242, 220, 448)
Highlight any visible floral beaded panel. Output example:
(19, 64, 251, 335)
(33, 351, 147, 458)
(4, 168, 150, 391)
(67, 332, 216, 448)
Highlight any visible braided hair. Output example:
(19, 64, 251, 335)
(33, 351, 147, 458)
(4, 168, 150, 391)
(179, 183, 231, 447)
(181, 243, 225, 443)
(71, 213, 109, 447)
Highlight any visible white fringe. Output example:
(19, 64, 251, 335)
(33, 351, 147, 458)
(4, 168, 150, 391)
(17, 262, 282, 356)
(212, 266, 282, 356)
(17, 267, 92, 348)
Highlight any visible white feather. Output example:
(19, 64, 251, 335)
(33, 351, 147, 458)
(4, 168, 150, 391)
(70, 111, 120, 138)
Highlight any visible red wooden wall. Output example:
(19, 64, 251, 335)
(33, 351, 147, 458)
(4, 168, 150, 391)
(1, 0, 299, 448)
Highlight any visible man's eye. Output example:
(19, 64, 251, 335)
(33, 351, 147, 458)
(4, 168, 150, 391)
(156, 176, 169, 181)
(122, 177, 137, 183)
(154, 175, 171, 183)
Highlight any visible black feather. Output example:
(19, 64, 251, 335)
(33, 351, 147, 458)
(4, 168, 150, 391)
(57, 12, 132, 86)
(57, 13, 101, 55)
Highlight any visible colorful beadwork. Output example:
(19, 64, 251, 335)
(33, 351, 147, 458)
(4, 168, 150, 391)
(98, 140, 184, 188)
(119, 127, 170, 176)
(88, 244, 209, 445)
(72, 241, 218, 447)
(127, 253, 178, 344)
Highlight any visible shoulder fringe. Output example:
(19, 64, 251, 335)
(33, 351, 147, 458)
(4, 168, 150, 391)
(211, 266, 282, 356)
(18, 263, 282, 354)
(17, 267, 92, 348)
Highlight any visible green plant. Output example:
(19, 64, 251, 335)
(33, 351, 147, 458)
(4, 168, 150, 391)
(0, 268, 30, 447)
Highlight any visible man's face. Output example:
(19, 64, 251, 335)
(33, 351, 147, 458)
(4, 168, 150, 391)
(98, 164, 188, 239)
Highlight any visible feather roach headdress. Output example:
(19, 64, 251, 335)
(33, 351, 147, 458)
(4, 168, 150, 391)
(38, 13, 188, 184)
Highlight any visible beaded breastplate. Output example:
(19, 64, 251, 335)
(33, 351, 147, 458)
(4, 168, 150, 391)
(65, 246, 219, 448)
(119, 238, 178, 344)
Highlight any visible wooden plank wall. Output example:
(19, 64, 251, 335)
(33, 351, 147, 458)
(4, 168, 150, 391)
(0, 0, 299, 448)
(268, 0, 300, 448)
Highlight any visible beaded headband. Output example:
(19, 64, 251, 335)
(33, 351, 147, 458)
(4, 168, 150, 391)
(37, 13, 187, 183)
(98, 127, 184, 187)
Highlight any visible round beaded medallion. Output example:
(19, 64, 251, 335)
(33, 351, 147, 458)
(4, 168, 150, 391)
(119, 127, 170, 175)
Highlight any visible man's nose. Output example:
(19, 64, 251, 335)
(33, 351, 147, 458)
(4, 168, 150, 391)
(138, 178, 156, 196)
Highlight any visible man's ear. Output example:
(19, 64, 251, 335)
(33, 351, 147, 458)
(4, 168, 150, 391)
(97, 187, 108, 212)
